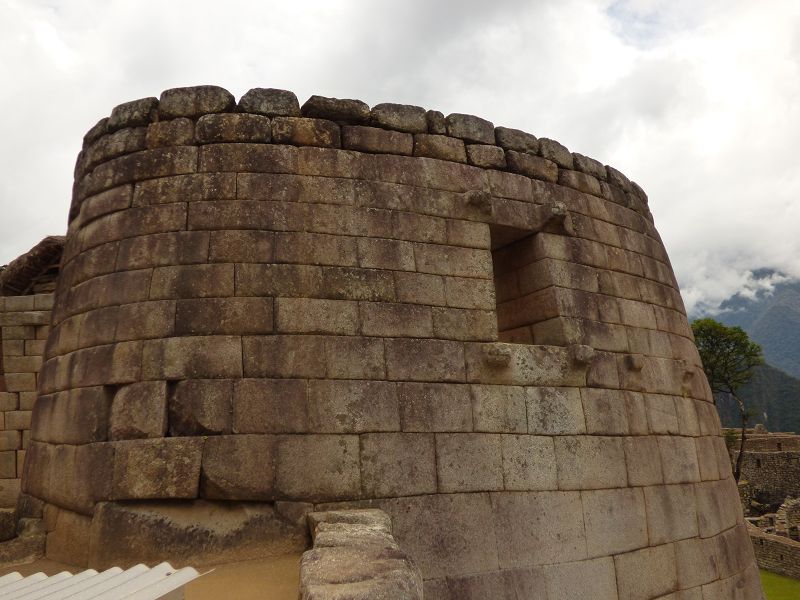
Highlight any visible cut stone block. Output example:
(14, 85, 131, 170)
(201, 435, 276, 500)
(109, 381, 168, 440)
(276, 435, 360, 502)
(238, 88, 300, 117)
(360, 433, 436, 497)
(111, 438, 203, 500)
(170, 379, 233, 436)
(436, 433, 503, 493)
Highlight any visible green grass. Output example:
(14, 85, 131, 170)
(761, 569, 800, 599)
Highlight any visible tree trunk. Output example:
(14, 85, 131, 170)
(733, 392, 748, 483)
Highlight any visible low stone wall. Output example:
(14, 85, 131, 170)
(745, 434, 800, 452)
(0, 294, 52, 507)
(300, 509, 422, 600)
(738, 450, 800, 506)
(750, 527, 800, 580)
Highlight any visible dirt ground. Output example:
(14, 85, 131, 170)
(0, 553, 301, 599)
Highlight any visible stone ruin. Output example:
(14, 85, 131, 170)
(0, 85, 764, 598)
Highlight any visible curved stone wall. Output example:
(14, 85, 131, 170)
(24, 85, 762, 597)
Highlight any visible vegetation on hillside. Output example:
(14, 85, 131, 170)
(692, 318, 763, 481)
(717, 363, 800, 433)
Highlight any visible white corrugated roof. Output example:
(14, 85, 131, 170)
(0, 562, 201, 599)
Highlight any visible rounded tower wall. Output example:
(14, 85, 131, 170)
(21, 86, 762, 597)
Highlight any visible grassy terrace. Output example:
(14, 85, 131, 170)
(762, 570, 800, 599)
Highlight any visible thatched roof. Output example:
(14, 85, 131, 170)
(0, 236, 65, 296)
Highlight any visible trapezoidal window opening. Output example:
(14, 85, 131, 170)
(490, 224, 570, 346)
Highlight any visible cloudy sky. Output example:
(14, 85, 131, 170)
(1, 0, 798, 315)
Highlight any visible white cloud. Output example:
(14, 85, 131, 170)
(1, 0, 799, 315)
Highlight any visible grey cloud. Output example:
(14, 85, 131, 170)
(1, 0, 798, 317)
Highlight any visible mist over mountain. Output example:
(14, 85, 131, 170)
(707, 270, 800, 432)
(714, 269, 800, 380)
(716, 363, 800, 433)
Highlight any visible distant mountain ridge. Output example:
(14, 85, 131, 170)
(709, 270, 800, 432)
(716, 271, 800, 379)
(716, 363, 800, 433)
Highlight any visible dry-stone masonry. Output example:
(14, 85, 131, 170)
(750, 526, 800, 580)
(20, 85, 763, 598)
(0, 237, 63, 518)
(301, 509, 423, 599)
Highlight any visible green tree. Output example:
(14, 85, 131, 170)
(692, 318, 764, 482)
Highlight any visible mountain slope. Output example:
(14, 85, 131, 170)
(716, 363, 800, 433)
(717, 274, 800, 379)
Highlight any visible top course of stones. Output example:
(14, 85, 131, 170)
(73, 85, 651, 224)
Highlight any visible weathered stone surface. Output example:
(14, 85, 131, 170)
(506, 150, 558, 182)
(31, 387, 110, 445)
(0, 508, 16, 542)
(27, 87, 756, 592)
(301, 95, 370, 123)
(644, 484, 699, 544)
(88, 500, 308, 569)
(502, 435, 557, 490)
(83, 117, 109, 146)
(466, 144, 507, 169)
(44, 506, 91, 566)
(111, 437, 203, 500)
(538, 137, 574, 168)
(526, 387, 586, 434)
(308, 509, 392, 538)
(108, 381, 167, 440)
(158, 85, 235, 118)
(108, 97, 158, 131)
(201, 435, 275, 500)
(554, 436, 627, 490)
(196, 113, 272, 144)
(175, 297, 273, 335)
(142, 335, 243, 379)
(276, 435, 360, 502)
(471, 384, 527, 433)
(233, 379, 308, 435)
(370, 103, 428, 133)
(445, 113, 495, 144)
(425, 110, 446, 134)
(614, 544, 678, 600)
(491, 491, 587, 568)
(495, 126, 539, 153)
(573, 152, 607, 180)
(238, 88, 300, 117)
(342, 125, 413, 155)
(361, 433, 436, 498)
(300, 509, 423, 600)
(308, 380, 399, 433)
(582, 488, 648, 557)
(0, 519, 44, 565)
(170, 379, 233, 435)
(398, 383, 472, 432)
(559, 168, 602, 196)
(413, 134, 467, 162)
(146, 118, 194, 148)
(272, 117, 341, 148)
(436, 433, 503, 493)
